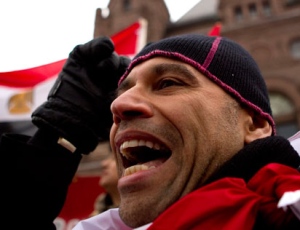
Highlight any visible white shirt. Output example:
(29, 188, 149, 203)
(72, 208, 151, 230)
(288, 131, 300, 156)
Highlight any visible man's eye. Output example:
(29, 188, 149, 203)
(158, 79, 180, 89)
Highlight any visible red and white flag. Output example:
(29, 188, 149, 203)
(112, 18, 147, 58)
(0, 18, 147, 122)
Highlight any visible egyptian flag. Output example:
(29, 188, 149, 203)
(0, 18, 147, 135)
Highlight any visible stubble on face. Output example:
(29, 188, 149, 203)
(196, 98, 245, 185)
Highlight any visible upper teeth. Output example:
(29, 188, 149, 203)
(120, 139, 162, 158)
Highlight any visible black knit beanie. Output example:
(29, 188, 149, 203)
(118, 34, 276, 135)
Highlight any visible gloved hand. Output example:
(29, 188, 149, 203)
(32, 37, 130, 154)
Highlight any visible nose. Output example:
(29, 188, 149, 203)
(111, 87, 153, 124)
(99, 158, 110, 173)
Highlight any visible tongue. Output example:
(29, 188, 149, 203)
(142, 158, 166, 168)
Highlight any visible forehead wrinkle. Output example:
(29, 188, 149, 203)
(154, 63, 199, 84)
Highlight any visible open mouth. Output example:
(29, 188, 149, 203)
(119, 140, 172, 176)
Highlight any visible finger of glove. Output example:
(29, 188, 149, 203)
(90, 53, 125, 92)
(48, 52, 121, 116)
(95, 54, 130, 85)
(71, 36, 115, 66)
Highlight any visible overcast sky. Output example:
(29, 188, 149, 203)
(0, 0, 200, 72)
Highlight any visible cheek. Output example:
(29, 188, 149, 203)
(179, 97, 217, 136)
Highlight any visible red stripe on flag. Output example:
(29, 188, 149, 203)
(0, 59, 66, 88)
(111, 21, 140, 56)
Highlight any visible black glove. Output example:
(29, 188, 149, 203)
(31, 37, 130, 154)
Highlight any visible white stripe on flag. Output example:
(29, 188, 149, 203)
(0, 76, 57, 121)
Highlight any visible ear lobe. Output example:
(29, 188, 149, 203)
(244, 114, 273, 144)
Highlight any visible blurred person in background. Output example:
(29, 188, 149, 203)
(90, 141, 120, 216)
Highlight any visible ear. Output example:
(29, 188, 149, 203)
(244, 111, 272, 144)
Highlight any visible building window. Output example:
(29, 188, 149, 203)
(262, 1, 271, 17)
(234, 6, 243, 22)
(269, 92, 295, 117)
(249, 3, 257, 19)
(290, 39, 300, 58)
(123, 0, 131, 11)
(269, 92, 297, 138)
(286, 0, 300, 6)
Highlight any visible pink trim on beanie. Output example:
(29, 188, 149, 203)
(203, 37, 221, 69)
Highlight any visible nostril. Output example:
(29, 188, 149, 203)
(122, 110, 144, 118)
(113, 115, 122, 124)
(113, 111, 145, 124)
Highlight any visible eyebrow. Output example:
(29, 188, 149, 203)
(154, 63, 197, 83)
(117, 63, 198, 94)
